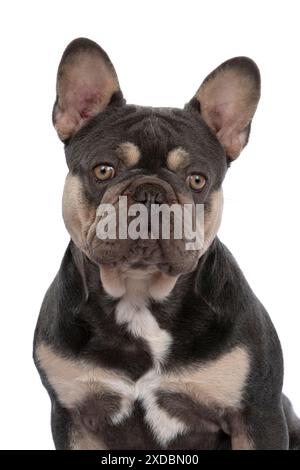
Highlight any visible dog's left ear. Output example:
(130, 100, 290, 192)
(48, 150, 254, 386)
(187, 57, 261, 159)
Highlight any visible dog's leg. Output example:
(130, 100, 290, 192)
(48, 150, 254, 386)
(51, 399, 106, 450)
(282, 394, 300, 450)
(50, 399, 73, 450)
(229, 404, 289, 450)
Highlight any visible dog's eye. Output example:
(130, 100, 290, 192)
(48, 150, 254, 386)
(187, 174, 206, 191)
(93, 164, 115, 181)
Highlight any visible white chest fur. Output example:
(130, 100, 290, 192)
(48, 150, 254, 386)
(115, 294, 172, 370)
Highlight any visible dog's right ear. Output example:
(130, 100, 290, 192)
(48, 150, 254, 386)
(53, 38, 121, 142)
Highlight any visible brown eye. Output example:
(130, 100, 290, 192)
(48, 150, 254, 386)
(93, 164, 115, 181)
(187, 174, 207, 191)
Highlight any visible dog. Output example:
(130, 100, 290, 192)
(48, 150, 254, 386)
(33, 38, 300, 450)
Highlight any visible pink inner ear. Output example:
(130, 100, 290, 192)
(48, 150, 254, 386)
(76, 89, 103, 119)
(55, 87, 105, 140)
(208, 106, 224, 133)
(201, 100, 248, 159)
(54, 49, 120, 141)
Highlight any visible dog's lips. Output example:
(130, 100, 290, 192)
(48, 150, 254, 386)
(91, 239, 163, 265)
(89, 235, 199, 277)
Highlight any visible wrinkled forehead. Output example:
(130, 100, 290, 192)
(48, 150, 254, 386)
(65, 105, 227, 178)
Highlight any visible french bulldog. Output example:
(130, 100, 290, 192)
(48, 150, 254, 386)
(33, 38, 300, 450)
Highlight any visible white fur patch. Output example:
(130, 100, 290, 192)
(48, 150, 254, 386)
(115, 296, 172, 369)
(136, 370, 188, 445)
(115, 274, 172, 369)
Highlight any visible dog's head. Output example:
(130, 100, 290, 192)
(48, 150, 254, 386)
(53, 38, 260, 298)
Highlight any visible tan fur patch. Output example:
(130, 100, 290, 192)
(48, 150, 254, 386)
(62, 173, 97, 253)
(202, 189, 223, 255)
(166, 148, 189, 172)
(36, 343, 134, 409)
(175, 189, 223, 260)
(118, 142, 141, 167)
(100, 265, 127, 298)
(36, 343, 249, 446)
(37, 342, 249, 411)
(160, 346, 250, 409)
(148, 272, 178, 300)
(100, 264, 178, 301)
(231, 432, 254, 450)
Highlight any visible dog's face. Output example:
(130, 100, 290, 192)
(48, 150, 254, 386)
(53, 38, 260, 296)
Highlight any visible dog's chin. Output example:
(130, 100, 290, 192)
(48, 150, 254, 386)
(84, 239, 201, 299)
(88, 236, 200, 276)
(90, 243, 199, 278)
(99, 260, 191, 277)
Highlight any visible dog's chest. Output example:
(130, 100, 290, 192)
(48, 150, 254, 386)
(37, 296, 250, 448)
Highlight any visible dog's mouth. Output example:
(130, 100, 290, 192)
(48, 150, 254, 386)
(92, 240, 195, 275)
(82, 175, 206, 277)
(89, 222, 201, 276)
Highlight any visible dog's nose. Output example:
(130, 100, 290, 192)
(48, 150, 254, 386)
(133, 184, 166, 207)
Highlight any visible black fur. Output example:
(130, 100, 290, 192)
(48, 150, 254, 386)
(33, 38, 300, 450)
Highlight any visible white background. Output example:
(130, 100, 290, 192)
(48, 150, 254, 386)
(0, 0, 299, 450)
